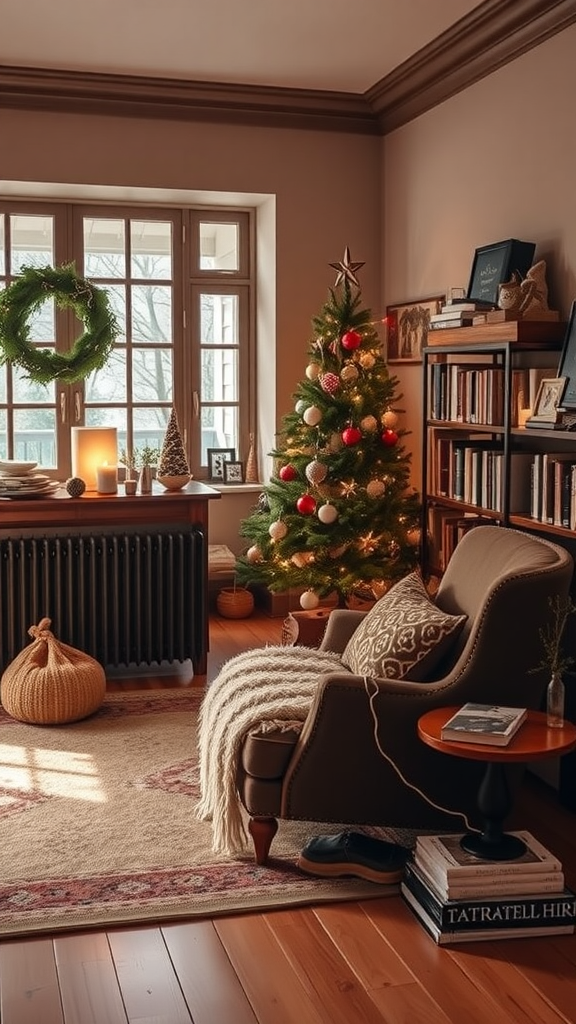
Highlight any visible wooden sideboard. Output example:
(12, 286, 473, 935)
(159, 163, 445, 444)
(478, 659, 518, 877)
(0, 481, 221, 675)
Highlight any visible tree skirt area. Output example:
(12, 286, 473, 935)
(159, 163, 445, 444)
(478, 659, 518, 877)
(0, 690, 407, 937)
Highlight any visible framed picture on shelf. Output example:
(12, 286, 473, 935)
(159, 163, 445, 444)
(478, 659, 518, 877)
(386, 296, 444, 363)
(556, 301, 576, 409)
(207, 448, 236, 481)
(223, 461, 244, 484)
(530, 377, 566, 423)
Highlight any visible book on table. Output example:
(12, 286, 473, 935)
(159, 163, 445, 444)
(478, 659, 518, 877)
(440, 702, 527, 745)
(414, 853, 565, 901)
(402, 860, 575, 933)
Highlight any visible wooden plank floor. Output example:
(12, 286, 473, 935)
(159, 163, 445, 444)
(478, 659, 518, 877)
(1, 609, 576, 1024)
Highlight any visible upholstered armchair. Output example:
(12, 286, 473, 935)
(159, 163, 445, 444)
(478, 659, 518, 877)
(208, 527, 574, 864)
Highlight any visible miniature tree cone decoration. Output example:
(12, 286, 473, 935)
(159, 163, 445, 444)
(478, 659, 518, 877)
(245, 433, 259, 483)
(157, 407, 191, 490)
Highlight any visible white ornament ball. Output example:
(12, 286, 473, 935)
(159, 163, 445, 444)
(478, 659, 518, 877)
(360, 415, 378, 432)
(366, 479, 386, 498)
(318, 501, 339, 524)
(303, 405, 322, 426)
(306, 362, 321, 380)
(382, 409, 398, 428)
(295, 399, 307, 415)
(305, 459, 328, 484)
(246, 544, 263, 564)
(359, 352, 376, 370)
(340, 363, 359, 383)
(268, 520, 288, 541)
(300, 590, 320, 610)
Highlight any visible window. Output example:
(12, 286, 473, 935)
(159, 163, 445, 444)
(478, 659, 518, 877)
(0, 202, 254, 480)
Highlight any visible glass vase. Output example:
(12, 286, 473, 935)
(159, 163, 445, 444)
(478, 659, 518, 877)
(546, 672, 565, 728)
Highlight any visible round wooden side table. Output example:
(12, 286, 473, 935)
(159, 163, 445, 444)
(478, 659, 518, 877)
(418, 707, 576, 861)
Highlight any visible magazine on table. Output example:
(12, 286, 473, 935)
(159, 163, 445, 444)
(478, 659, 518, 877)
(440, 702, 527, 745)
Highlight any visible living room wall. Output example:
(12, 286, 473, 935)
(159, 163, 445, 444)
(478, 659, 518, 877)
(382, 23, 576, 489)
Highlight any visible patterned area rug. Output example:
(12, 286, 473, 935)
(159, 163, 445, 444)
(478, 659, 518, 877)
(0, 690, 406, 937)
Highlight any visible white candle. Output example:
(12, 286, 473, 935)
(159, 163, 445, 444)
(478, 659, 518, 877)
(96, 462, 118, 494)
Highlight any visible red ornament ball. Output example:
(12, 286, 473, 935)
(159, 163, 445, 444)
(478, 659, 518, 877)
(296, 494, 317, 515)
(279, 464, 297, 481)
(342, 425, 362, 446)
(381, 429, 399, 446)
(341, 329, 362, 351)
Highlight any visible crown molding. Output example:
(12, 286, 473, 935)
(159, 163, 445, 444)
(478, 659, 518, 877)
(366, 0, 576, 132)
(0, 0, 574, 136)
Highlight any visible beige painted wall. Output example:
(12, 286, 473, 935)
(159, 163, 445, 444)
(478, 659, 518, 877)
(382, 24, 576, 490)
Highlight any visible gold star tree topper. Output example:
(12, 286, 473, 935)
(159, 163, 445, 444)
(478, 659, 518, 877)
(329, 246, 365, 288)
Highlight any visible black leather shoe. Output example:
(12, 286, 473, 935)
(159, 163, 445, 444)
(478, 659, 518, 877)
(297, 831, 409, 883)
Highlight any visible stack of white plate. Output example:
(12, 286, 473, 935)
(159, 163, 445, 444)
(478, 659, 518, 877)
(0, 460, 61, 498)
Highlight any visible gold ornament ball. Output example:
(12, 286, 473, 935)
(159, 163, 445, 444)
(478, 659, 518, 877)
(305, 459, 328, 484)
(366, 479, 386, 498)
(360, 415, 378, 432)
(382, 409, 398, 428)
(65, 476, 86, 497)
(406, 528, 422, 546)
(340, 363, 359, 382)
(359, 352, 376, 369)
(246, 544, 264, 563)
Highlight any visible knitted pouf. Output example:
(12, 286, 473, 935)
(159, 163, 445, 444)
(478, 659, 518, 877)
(0, 618, 106, 725)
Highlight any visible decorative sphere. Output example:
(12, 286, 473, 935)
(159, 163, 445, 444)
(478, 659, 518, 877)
(306, 362, 321, 380)
(300, 590, 320, 610)
(340, 363, 359, 383)
(246, 544, 264, 564)
(318, 502, 338, 524)
(341, 329, 362, 351)
(381, 429, 399, 447)
(268, 520, 288, 540)
(342, 425, 362, 446)
(360, 414, 378, 432)
(382, 409, 398, 428)
(407, 528, 422, 546)
(359, 352, 376, 370)
(279, 464, 297, 482)
(295, 399, 307, 415)
(305, 459, 328, 484)
(291, 551, 311, 567)
(329, 432, 343, 452)
(303, 405, 322, 426)
(296, 494, 317, 515)
(319, 372, 340, 394)
(65, 476, 86, 498)
(366, 479, 386, 498)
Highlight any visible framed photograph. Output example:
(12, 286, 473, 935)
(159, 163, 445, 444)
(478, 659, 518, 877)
(207, 447, 236, 481)
(223, 460, 244, 484)
(466, 239, 535, 307)
(556, 300, 576, 409)
(530, 377, 566, 423)
(386, 296, 444, 363)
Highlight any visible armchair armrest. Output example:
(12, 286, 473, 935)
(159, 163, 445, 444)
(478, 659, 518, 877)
(319, 609, 366, 654)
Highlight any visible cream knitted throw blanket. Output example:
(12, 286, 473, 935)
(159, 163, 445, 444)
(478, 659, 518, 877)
(195, 645, 344, 856)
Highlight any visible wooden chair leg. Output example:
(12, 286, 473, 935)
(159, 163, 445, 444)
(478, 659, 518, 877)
(248, 816, 278, 865)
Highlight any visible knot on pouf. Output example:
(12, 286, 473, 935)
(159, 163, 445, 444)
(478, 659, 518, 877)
(0, 617, 106, 725)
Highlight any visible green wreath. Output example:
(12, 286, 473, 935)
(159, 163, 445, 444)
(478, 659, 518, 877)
(0, 264, 119, 384)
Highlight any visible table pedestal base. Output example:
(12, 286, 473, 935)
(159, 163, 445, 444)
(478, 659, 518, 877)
(460, 760, 528, 861)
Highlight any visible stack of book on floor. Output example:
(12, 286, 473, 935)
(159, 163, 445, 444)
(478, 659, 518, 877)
(429, 300, 493, 331)
(401, 830, 576, 944)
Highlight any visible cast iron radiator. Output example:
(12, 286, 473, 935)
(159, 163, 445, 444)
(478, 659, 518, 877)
(0, 529, 206, 669)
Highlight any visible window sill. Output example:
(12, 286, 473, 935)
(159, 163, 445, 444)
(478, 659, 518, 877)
(208, 482, 263, 494)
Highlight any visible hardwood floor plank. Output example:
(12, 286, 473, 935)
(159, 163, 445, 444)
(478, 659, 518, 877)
(53, 932, 128, 1024)
(312, 902, 415, 989)
(0, 938, 64, 1024)
(162, 920, 258, 1024)
(262, 906, 389, 1024)
(214, 913, 326, 1024)
(107, 927, 192, 1024)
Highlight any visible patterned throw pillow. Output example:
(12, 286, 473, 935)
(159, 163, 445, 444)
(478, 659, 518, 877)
(341, 572, 467, 681)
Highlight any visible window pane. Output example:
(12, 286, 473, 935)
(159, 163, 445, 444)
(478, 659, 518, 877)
(200, 222, 239, 271)
(0, 215, 4, 275)
(200, 406, 238, 461)
(84, 218, 126, 278)
(85, 350, 127, 403)
(131, 221, 172, 279)
(0, 365, 7, 404)
(0, 409, 7, 458)
(133, 408, 169, 453)
(10, 215, 54, 274)
(200, 293, 238, 345)
(132, 349, 173, 402)
(103, 283, 126, 343)
(132, 284, 172, 343)
(13, 369, 53, 404)
(201, 348, 238, 402)
(14, 408, 56, 467)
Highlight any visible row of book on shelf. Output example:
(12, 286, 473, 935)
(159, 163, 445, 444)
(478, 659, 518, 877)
(401, 828, 575, 945)
(428, 363, 557, 426)
(428, 299, 560, 331)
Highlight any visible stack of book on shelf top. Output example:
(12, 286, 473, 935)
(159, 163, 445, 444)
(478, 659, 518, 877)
(430, 300, 493, 331)
(401, 830, 575, 945)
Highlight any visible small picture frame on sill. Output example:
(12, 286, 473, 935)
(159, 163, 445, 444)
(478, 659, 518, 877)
(528, 377, 566, 424)
(207, 448, 236, 481)
(223, 461, 244, 484)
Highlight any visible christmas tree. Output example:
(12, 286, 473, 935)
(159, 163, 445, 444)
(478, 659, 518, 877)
(236, 248, 421, 609)
(158, 407, 190, 477)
